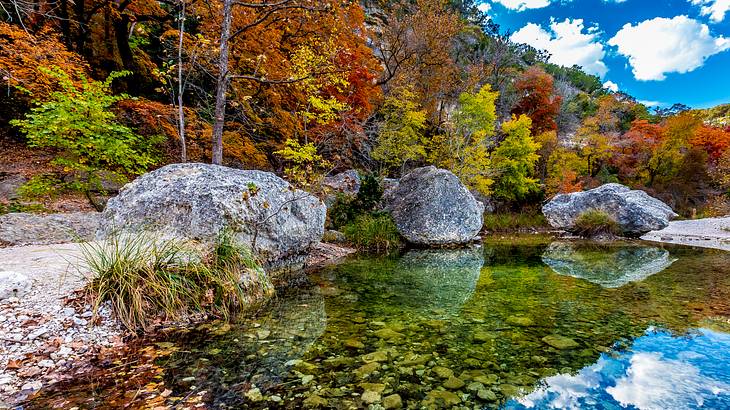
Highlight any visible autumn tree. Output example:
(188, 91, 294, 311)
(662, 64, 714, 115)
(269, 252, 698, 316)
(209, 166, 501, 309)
(492, 114, 541, 201)
(546, 148, 587, 196)
(612, 119, 664, 184)
(372, 87, 428, 171)
(690, 126, 730, 162)
(511, 67, 562, 135)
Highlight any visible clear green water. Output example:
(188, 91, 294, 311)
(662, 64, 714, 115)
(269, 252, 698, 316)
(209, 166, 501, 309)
(26, 238, 730, 409)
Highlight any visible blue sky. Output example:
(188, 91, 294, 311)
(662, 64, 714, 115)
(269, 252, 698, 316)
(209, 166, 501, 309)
(478, 0, 730, 108)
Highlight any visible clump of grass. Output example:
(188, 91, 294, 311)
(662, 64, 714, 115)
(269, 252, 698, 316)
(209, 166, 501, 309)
(81, 230, 271, 332)
(572, 209, 620, 238)
(342, 213, 403, 253)
(483, 212, 548, 232)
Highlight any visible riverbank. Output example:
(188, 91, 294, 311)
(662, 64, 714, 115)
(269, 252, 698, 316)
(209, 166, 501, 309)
(641, 216, 730, 251)
(0, 239, 354, 406)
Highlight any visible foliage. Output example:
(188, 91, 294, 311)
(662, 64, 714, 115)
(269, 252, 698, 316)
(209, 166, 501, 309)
(546, 148, 587, 196)
(274, 138, 331, 190)
(81, 231, 270, 331)
(511, 67, 562, 135)
(328, 173, 384, 229)
(10, 68, 162, 191)
(17, 175, 65, 200)
(342, 213, 403, 253)
(572, 210, 620, 238)
(444, 84, 500, 197)
(483, 212, 548, 232)
(492, 115, 541, 201)
(372, 87, 428, 170)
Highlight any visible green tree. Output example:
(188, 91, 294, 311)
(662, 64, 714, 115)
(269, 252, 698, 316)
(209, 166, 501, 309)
(372, 87, 428, 171)
(444, 84, 500, 196)
(492, 115, 541, 201)
(10, 67, 161, 191)
(274, 138, 331, 190)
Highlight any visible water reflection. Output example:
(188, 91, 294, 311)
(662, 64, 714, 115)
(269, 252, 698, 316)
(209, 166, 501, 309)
(542, 242, 676, 288)
(506, 328, 730, 410)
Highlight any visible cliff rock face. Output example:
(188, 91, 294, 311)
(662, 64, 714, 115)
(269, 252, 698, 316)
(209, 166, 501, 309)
(98, 163, 326, 268)
(383, 166, 484, 246)
(542, 183, 677, 236)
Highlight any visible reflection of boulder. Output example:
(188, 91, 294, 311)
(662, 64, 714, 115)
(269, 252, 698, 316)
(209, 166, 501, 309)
(338, 247, 484, 317)
(542, 242, 676, 288)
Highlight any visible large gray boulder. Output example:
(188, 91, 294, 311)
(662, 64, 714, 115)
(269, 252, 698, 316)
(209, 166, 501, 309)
(97, 163, 326, 267)
(542, 183, 677, 236)
(383, 166, 484, 245)
(322, 169, 360, 207)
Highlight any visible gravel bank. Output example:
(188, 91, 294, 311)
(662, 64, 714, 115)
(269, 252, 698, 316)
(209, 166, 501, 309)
(0, 243, 123, 406)
(641, 217, 730, 251)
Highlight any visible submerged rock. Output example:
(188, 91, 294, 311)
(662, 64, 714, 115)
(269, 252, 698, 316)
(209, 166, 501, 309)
(97, 163, 326, 268)
(383, 166, 484, 246)
(542, 242, 676, 288)
(542, 183, 677, 236)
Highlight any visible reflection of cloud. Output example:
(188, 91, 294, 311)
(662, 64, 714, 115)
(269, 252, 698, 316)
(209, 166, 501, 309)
(607, 352, 730, 410)
(508, 328, 730, 409)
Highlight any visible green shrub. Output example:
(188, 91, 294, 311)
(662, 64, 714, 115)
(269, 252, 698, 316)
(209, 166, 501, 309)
(342, 213, 403, 253)
(483, 212, 548, 232)
(17, 174, 64, 200)
(10, 67, 163, 192)
(572, 209, 620, 237)
(327, 172, 384, 229)
(81, 230, 271, 332)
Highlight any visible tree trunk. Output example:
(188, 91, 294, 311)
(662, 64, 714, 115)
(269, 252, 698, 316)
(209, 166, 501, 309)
(177, 0, 187, 162)
(211, 0, 233, 165)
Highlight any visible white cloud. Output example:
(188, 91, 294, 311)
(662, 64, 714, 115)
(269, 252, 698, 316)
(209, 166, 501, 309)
(638, 100, 662, 107)
(492, 0, 551, 11)
(511, 19, 608, 77)
(477, 2, 491, 13)
(603, 80, 619, 92)
(691, 0, 730, 23)
(607, 352, 730, 410)
(608, 15, 730, 81)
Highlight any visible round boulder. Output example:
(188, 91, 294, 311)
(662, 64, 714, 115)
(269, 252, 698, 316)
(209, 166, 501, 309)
(542, 183, 677, 236)
(383, 166, 484, 246)
(97, 163, 326, 267)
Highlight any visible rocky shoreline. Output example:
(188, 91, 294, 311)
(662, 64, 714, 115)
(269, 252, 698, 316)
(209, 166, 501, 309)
(0, 236, 354, 407)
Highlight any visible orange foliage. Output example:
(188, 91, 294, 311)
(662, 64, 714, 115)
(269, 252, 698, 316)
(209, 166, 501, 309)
(0, 22, 88, 98)
(511, 67, 562, 135)
(612, 119, 664, 182)
(691, 126, 730, 162)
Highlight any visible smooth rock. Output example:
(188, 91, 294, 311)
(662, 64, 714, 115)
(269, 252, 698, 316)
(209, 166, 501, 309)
(443, 376, 465, 390)
(542, 183, 677, 236)
(383, 166, 484, 245)
(383, 393, 403, 409)
(361, 389, 381, 404)
(0, 271, 30, 300)
(97, 163, 326, 268)
(542, 335, 580, 350)
(0, 212, 100, 246)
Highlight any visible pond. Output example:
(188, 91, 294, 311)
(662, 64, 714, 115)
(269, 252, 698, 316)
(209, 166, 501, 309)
(25, 237, 730, 409)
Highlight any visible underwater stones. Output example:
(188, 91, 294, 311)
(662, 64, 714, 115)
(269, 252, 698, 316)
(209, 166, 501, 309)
(374, 328, 405, 341)
(98, 163, 326, 268)
(432, 366, 454, 379)
(355, 362, 380, 379)
(542, 183, 677, 236)
(506, 315, 534, 327)
(542, 242, 677, 288)
(383, 393, 403, 409)
(472, 331, 495, 343)
(361, 390, 381, 404)
(303, 394, 328, 408)
(472, 374, 499, 385)
(478, 388, 498, 401)
(382, 166, 484, 245)
(423, 390, 461, 407)
(244, 387, 263, 402)
(443, 376, 465, 390)
(344, 338, 365, 349)
(400, 353, 432, 366)
(362, 350, 390, 363)
(542, 335, 580, 350)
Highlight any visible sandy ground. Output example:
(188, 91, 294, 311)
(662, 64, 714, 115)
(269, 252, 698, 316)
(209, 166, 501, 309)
(641, 217, 730, 251)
